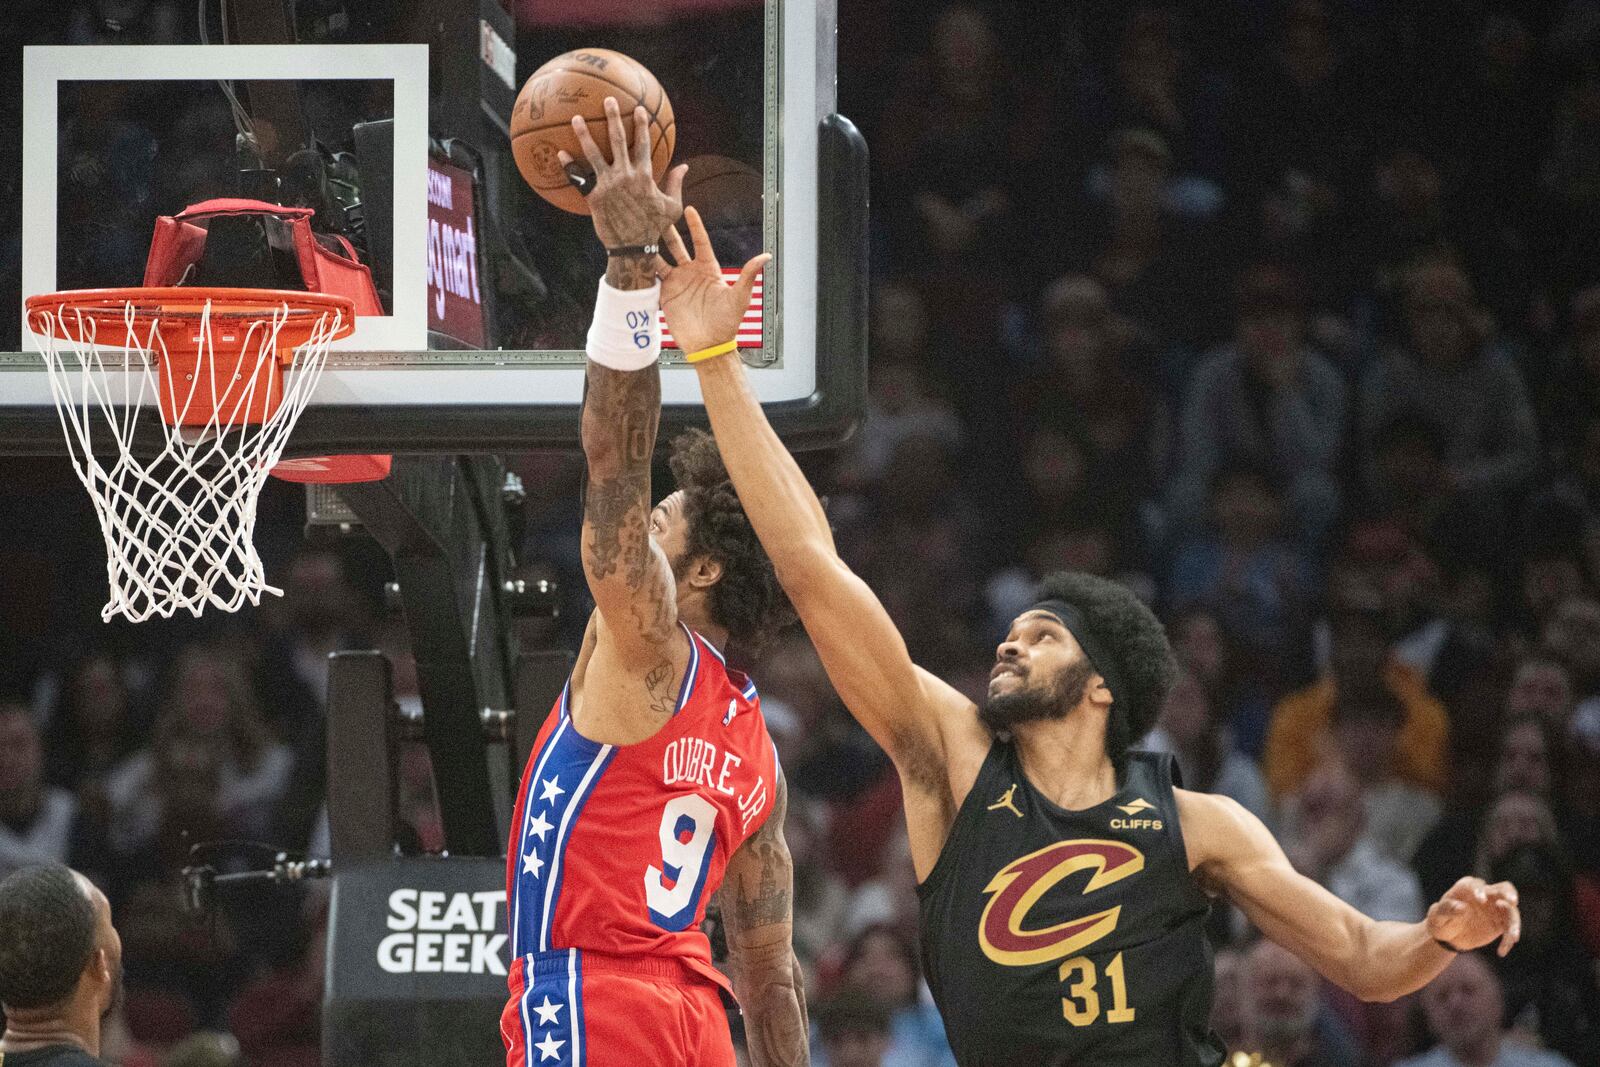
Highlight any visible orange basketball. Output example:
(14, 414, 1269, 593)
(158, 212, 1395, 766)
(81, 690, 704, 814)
(510, 48, 676, 215)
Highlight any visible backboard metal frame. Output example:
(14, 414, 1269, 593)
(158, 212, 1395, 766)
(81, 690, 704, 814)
(0, 0, 866, 456)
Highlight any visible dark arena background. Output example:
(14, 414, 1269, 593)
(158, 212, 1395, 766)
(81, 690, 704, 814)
(1, 2, 1599, 1066)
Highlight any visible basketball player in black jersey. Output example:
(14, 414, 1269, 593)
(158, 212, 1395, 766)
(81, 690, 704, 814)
(606, 148, 1522, 1063)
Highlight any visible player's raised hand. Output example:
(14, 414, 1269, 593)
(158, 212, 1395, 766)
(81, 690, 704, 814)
(559, 96, 687, 251)
(657, 205, 769, 356)
(1426, 876, 1521, 957)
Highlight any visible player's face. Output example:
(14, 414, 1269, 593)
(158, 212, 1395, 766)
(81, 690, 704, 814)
(76, 874, 123, 1020)
(649, 490, 690, 572)
(989, 612, 1079, 696)
(980, 612, 1097, 732)
(98, 894, 124, 1020)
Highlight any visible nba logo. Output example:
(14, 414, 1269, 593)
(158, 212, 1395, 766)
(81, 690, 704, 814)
(723, 700, 736, 726)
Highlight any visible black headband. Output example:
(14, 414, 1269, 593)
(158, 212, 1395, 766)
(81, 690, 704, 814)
(1029, 599, 1124, 708)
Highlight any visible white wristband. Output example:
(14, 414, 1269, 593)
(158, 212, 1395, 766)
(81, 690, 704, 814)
(585, 278, 661, 371)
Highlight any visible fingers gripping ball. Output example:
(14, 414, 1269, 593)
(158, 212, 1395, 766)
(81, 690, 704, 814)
(511, 48, 677, 215)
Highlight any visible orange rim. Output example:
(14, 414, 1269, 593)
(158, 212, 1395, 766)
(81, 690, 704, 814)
(24, 287, 357, 342)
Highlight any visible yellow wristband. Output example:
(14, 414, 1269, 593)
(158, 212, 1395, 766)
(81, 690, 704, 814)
(685, 339, 738, 364)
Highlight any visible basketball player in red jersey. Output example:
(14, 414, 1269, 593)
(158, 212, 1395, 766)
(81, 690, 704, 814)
(644, 202, 1521, 1063)
(501, 98, 806, 1067)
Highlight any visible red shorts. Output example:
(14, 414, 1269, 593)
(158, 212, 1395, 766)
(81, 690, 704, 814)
(502, 949, 736, 1067)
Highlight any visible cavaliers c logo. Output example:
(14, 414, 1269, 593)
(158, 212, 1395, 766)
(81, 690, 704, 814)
(979, 840, 1145, 966)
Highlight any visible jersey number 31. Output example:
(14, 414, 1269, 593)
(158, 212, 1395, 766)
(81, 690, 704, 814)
(645, 794, 718, 930)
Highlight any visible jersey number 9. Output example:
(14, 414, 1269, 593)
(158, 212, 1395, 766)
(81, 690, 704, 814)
(645, 794, 719, 931)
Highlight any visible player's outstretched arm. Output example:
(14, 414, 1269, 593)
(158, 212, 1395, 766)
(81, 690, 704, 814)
(1179, 789, 1520, 1002)
(565, 99, 691, 676)
(718, 775, 809, 1067)
(657, 212, 978, 781)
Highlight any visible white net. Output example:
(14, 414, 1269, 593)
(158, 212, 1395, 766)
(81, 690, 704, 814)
(28, 296, 345, 622)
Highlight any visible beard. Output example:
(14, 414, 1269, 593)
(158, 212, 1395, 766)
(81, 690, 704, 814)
(979, 660, 1096, 735)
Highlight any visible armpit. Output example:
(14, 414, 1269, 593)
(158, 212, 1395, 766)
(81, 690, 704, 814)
(888, 721, 947, 796)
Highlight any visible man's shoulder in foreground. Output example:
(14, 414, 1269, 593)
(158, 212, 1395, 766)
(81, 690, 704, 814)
(0, 1044, 108, 1067)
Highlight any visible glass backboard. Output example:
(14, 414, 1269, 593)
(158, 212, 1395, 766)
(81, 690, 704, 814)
(0, 0, 865, 455)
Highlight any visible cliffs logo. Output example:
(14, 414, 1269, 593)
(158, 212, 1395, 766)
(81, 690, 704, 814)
(978, 840, 1144, 966)
(378, 888, 508, 975)
(1111, 797, 1163, 831)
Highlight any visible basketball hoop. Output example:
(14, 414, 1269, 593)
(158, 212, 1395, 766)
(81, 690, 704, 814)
(24, 286, 354, 622)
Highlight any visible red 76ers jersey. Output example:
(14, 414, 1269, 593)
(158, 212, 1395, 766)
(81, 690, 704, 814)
(505, 624, 778, 997)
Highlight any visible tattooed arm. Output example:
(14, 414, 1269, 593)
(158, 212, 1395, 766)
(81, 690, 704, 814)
(579, 308, 675, 662)
(566, 97, 692, 687)
(719, 775, 808, 1067)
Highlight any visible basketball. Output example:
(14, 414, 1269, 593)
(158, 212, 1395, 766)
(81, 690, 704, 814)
(680, 154, 763, 228)
(510, 48, 677, 215)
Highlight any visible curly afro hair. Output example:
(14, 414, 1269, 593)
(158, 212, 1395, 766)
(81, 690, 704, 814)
(1034, 570, 1177, 767)
(668, 429, 796, 652)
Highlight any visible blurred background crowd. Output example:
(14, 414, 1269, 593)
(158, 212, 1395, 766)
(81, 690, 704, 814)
(4, 1, 1600, 1066)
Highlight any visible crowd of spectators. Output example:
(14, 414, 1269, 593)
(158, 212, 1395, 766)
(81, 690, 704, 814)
(3, 2, 1600, 1066)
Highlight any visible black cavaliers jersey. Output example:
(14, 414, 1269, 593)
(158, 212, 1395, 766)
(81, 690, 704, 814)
(917, 744, 1225, 1067)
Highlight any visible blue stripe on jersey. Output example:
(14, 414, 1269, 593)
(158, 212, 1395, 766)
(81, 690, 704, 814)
(698, 633, 728, 665)
(538, 732, 617, 951)
(674, 623, 701, 714)
(693, 632, 755, 702)
(568, 948, 586, 1067)
(511, 695, 616, 957)
(511, 687, 571, 960)
(514, 950, 582, 1067)
(688, 627, 762, 705)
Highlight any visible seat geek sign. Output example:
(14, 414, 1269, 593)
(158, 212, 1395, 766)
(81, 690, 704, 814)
(380, 887, 507, 975)
(328, 857, 509, 1002)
